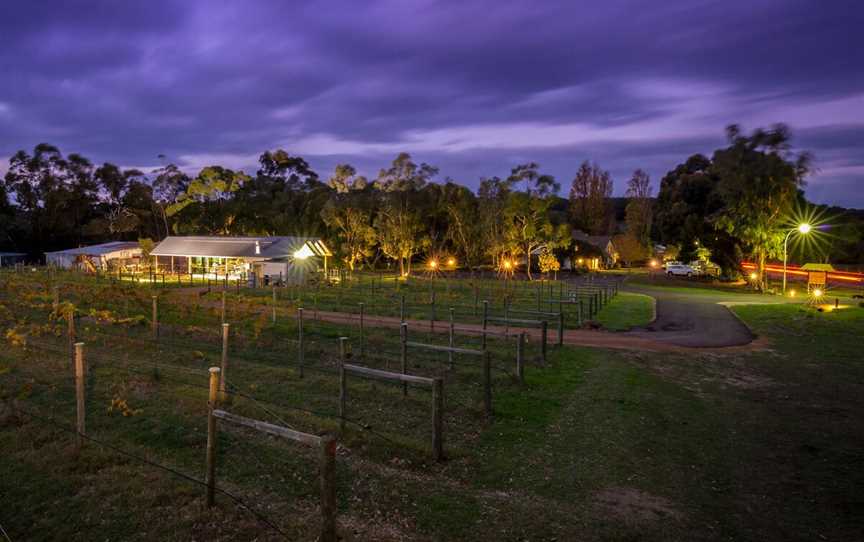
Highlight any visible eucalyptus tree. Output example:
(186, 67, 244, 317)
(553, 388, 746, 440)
(504, 191, 571, 280)
(712, 124, 810, 288)
(167, 166, 251, 235)
(89, 163, 148, 236)
(444, 182, 485, 271)
(152, 163, 190, 237)
(477, 176, 513, 267)
(569, 161, 613, 234)
(321, 164, 376, 271)
(2, 143, 99, 252)
(373, 153, 437, 275)
(624, 169, 653, 245)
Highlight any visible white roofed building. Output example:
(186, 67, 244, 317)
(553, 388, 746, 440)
(150, 236, 332, 284)
(45, 242, 142, 271)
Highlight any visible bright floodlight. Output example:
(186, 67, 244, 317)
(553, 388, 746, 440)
(749, 272, 758, 280)
(293, 244, 314, 260)
(503, 260, 512, 269)
(798, 223, 812, 234)
(447, 257, 455, 267)
(428, 260, 438, 269)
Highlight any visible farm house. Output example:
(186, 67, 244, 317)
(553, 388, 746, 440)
(45, 241, 142, 271)
(150, 236, 332, 284)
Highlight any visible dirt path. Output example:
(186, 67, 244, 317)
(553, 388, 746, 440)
(167, 287, 771, 354)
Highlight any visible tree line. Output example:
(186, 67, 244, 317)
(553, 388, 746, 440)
(2, 125, 862, 280)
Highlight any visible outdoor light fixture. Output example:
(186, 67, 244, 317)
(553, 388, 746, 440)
(812, 288, 823, 298)
(649, 259, 658, 268)
(783, 223, 812, 295)
(428, 260, 438, 269)
(749, 272, 758, 280)
(503, 260, 512, 269)
(293, 244, 314, 260)
(447, 257, 455, 267)
(789, 289, 796, 297)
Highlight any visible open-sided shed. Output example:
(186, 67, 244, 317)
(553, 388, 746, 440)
(45, 242, 141, 271)
(150, 236, 332, 284)
(0, 252, 26, 267)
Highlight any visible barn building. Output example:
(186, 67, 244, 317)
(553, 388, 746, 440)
(45, 242, 142, 271)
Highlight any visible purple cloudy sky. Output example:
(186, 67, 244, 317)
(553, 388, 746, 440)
(1, 1, 862, 206)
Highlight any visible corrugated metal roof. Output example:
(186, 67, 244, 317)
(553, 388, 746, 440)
(45, 242, 141, 257)
(151, 236, 331, 259)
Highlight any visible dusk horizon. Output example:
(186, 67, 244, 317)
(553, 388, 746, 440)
(1, 1, 862, 207)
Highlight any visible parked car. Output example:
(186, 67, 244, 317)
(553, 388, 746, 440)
(666, 263, 697, 277)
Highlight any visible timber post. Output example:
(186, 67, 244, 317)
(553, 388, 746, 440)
(400, 323, 408, 396)
(205, 367, 220, 507)
(219, 323, 229, 402)
(297, 308, 305, 378)
(74, 342, 86, 452)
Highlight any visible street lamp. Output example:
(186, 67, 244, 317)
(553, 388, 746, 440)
(783, 223, 812, 295)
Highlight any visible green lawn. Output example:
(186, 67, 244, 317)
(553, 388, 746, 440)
(2, 274, 864, 540)
(595, 291, 655, 330)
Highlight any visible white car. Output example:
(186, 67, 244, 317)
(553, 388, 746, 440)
(666, 263, 697, 277)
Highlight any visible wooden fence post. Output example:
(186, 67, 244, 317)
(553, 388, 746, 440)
(473, 285, 479, 316)
(541, 320, 548, 363)
(516, 332, 525, 383)
(67, 305, 76, 368)
(297, 308, 305, 378)
(430, 291, 436, 332)
(448, 308, 455, 369)
(504, 297, 510, 335)
(219, 323, 229, 402)
(338, 336, 348, 363)
(151, 295, 158, 341)
(481, 300, 489, 350)
(400, 323, 408, 396)
(537, 282, 542, 311)
(272, 286, 277, 324)
(557, 311, 564, 347)
(206, 367, 220, 507)
(221, 290, 226, 324)
(432, 378, 444, 461)
(338, 355, 347, 433)
(319, 435, 338, 542)
(399, 294, 405, 323)
(74, 342, 86, 452)
(358, 303, 365, 360)
(483, 351, 492, 418)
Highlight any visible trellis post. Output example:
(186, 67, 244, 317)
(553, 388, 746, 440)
(205, 367, 220, 507)
(74, 342, 86, 452)
(400, 323, 408, 396)
(297, 308, 305, 378)
(219, 323, 230, 402)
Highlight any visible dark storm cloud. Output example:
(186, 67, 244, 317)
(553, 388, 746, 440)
(1, 0, 862, 205)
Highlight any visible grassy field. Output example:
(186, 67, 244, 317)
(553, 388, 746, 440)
(1, 271, 863, 540)
(595, 291, 655, 330)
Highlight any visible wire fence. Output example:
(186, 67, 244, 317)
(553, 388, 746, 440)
(0, 267, 621, 538)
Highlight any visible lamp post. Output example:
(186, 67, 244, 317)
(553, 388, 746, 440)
(783, 223, 811, 295)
